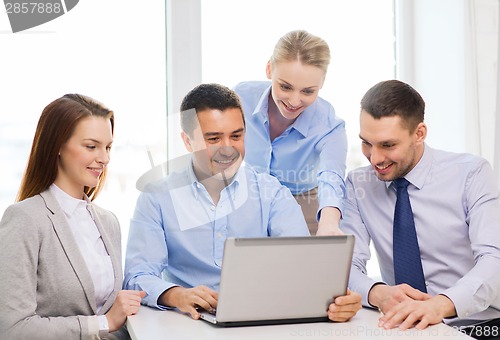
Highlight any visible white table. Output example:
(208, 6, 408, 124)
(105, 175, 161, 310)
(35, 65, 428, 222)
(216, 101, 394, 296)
(127, 306, 472, 339)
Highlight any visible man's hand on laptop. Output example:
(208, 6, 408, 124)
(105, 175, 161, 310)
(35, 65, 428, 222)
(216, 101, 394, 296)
(159, 286, 218, 319)
(327, 289, 362, 322)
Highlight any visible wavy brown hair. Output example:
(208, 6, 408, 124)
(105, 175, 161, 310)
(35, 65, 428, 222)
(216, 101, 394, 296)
(17, 94, 114, 202)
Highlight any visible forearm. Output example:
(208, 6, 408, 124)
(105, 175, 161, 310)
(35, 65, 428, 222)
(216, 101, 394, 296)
(2, 314, 96, 340)
(317, 172, 346, 216)
(349, 265, 380, 307)
(440, 255, 500, 318)
(317, 207, 342, 235)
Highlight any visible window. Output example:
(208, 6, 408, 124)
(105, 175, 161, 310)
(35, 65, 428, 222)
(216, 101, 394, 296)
(0, 1, 167, 255)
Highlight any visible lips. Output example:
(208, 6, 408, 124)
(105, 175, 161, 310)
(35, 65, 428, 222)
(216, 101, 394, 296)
(282, 101, 303, 113)
(213, 156, 238, 168)
(374, 163, 393, 175)
(87, 167, 103, 178)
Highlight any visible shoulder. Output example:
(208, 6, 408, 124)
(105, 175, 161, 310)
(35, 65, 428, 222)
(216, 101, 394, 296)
(243, 165, 290, 195)
(233, 81, 270, 97)
(244, 165, 280, 185)
(346, 165, 379, 186)
(430, 147, 489, 172)
(2, 195, 46, 221)
(137, 168, 190, 207)
(0, 195, 47, 239)
(308, 96, 344, 128)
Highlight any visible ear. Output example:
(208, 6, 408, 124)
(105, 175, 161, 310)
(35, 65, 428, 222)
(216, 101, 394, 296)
(265, 60, 272, 79)
(181, 131, 193, 152)
(415, 122, 427, 144)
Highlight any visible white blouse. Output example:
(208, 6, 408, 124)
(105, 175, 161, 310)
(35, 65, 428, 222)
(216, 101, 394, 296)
(50, 184, 114, 312)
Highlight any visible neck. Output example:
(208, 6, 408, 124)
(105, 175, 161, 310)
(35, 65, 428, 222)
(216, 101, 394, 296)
(268, 95, 294, 140)
(193, 168, 234, 205)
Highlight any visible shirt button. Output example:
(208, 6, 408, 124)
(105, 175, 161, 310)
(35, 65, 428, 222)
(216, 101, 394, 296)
(196, 183, 201, 189)
(210, 205, 215, 211)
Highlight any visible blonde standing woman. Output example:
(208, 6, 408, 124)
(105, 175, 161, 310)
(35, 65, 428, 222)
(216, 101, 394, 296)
(234, 30, 347, 235)
(0, 94, 145, 339)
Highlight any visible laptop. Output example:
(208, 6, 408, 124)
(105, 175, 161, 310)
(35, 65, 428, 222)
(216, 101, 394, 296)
(199, 235, 355, 327)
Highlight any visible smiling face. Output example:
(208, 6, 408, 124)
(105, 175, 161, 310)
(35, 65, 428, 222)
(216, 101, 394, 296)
(182, 107, 245, 182)
(55, 116, 113, 199)
(266, 60, 325, 121)
(359, 110, 426, 182)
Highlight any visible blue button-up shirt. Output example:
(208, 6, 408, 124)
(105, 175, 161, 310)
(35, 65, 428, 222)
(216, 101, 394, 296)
(233, 81, 347, 218)
(342, 145, 500, 325)
(124, 163, 309, 309)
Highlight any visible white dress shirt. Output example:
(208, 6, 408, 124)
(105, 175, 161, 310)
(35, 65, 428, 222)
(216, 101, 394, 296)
(50, 184, 114, 312)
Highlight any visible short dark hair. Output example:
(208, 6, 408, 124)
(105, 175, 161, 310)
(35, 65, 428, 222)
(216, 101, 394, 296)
(361, 80, 425, 131)
(180, 83, 244, 135)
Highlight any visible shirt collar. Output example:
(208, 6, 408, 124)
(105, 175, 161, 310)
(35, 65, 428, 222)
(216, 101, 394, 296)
(187, 160, 244, 201)
(49, 183, 90, 217)
(387, 143, 432, 190)
(252, 84, 310, 138)
(252, 85, 271, 122)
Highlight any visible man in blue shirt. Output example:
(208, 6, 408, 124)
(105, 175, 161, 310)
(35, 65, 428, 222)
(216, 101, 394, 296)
(124, 83, 362, 322)
(342, 80, 500, 339)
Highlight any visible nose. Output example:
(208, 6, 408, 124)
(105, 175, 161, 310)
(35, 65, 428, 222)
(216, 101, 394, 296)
(96, 148, 110, 166)
(287, 90, 304, 108)
(218, 144, 235, 157)
(369, 146, 384, 166)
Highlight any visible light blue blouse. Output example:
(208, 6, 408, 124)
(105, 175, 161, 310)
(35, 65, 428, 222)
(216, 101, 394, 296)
(234, 81, 347, 219)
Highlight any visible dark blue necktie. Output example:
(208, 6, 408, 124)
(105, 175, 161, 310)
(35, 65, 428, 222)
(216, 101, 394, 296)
(393, 178, 427, 293)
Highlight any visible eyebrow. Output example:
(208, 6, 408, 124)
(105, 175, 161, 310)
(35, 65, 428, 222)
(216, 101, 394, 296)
(204, 128, 244, 137)
(359, 135, 398, 145)
(278, 79, 319, 90)
(83, 138, 113, 145)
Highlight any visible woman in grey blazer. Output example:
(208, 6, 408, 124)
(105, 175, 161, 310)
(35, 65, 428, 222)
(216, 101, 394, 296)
(0, 94, 144, 339)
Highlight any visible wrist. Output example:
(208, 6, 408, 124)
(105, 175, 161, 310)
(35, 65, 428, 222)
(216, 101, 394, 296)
(97, 315, 109, 339)
(319, 206, 341, 223)
(368, 283, 386, 308)
(435, 294, 457, 318)
(159, 286, 183, 308)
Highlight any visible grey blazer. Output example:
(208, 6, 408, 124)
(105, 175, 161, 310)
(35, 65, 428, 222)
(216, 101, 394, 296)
(0, 190, 127, 339)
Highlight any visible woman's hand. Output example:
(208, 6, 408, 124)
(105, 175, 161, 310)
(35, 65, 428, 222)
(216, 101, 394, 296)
(105, 290, 146, 332)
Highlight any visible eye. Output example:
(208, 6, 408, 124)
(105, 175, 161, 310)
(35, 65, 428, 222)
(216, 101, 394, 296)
(382, 143, 395, 148)
(231, 134, 242, 140)
(302, 89, 315, 95)
(86, 145, 96, 150)
(207, 137, 220, 143)
(279, 83, 292, 91)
